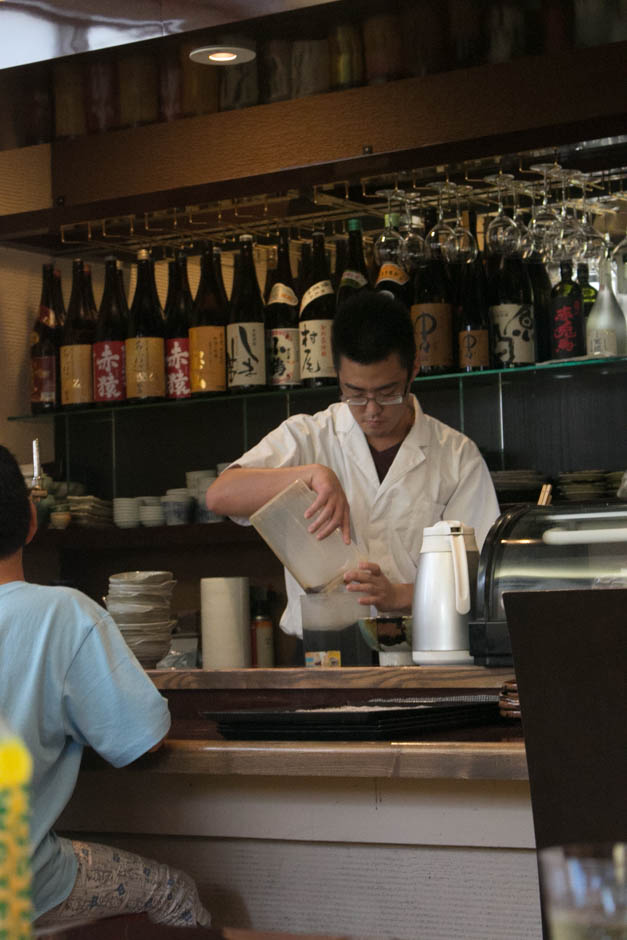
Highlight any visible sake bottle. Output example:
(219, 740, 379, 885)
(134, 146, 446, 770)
(488, 254, 535, 367)
(93, 256, 127, 405)
(164, 250, 192, 400)
(336, 218, 369, 307)
(411, 256, 454, 375)
(30, 264, 58, 413)
(549, 260, 585, 359)
(227, 234, 266, 392)
(60, 258, 95, 408)
(126, 249, 166, 402)
(299, 231, 336, 387)
(190, 241, 228, 396)
(586, 257, 626, 357)
(266, 228, 301, 389)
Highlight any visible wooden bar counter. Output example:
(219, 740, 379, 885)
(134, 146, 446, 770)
(59, 667, 541, 939)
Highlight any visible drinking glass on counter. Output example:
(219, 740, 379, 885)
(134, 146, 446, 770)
(539, 843, 626, 939)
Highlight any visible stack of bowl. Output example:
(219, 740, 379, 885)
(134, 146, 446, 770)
(185, 470, 223, 523)
(161, 488, 194, 525)
(105, 570, 176, 667)
(113, 497, 140, 528)
(137, 496, 164, 527)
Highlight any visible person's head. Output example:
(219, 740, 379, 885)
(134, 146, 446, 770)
(0, 445, 32, 560)
(332, 291, 418, 445)
(332, 290, 417, 376)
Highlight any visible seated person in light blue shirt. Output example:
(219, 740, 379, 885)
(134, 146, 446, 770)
(0, 444, 211, 930)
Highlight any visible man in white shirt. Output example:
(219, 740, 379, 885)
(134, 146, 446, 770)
(207, 291, 499, 637)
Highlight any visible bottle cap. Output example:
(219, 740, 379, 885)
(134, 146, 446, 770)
(239, 234, 253, 243)
(137, 249, 150, 261)
(347, 218, 362, 233)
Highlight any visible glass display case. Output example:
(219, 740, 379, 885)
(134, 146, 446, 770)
(471, 502, 627, 664)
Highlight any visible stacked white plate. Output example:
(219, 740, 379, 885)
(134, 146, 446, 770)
(68, 495, 113, 527)
(105, 570, 176, 667)
(113, 497, 140, 528)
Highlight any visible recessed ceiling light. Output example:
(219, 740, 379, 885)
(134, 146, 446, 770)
(189, 45, 256, 66)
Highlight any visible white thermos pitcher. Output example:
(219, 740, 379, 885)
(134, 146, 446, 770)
(412, 520, 478, 665)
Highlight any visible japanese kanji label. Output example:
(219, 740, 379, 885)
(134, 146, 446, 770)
(125, 336, 166, 399)
(189, 325, 226, 393)
(93, 340, 125, 403)
(269, 328, 300, 386)
(226, 322, 266, 388)
(60, 344, 93, 405)
(299, 319, 335, 379)
(166, 336, 191, 399)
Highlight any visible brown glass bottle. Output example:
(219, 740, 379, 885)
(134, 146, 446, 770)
(30, 264, 58, 414)
(266, 228, 301, 389)
(227, 235, 266, 393)
(549, 260, 585, 359)
(337, 219, 370, 307)
(93, 257, 127, 405)
(411, 256, 454, 375)
(164, 251, 192, 400)
(60, 258, 95, 408)
(456, 257, 491, 372)
(190, 241, 228, 397)
(126, 249, 166, 403)
(299, 231, 336, 387)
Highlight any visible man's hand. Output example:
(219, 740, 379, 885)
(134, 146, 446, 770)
(343, 562, 413, 612)
(303, 464, 351, 544)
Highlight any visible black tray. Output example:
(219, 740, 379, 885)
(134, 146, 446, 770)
(202, 698, 501, 740)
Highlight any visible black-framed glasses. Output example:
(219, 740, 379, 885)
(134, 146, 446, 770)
(340, 381, 410, 408)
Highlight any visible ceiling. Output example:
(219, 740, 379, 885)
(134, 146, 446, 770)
(0, 0, 340, 69)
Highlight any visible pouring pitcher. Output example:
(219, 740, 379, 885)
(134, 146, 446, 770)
(412, 520, 478, 665)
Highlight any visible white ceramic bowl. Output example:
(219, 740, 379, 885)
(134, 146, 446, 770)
(109, 570, 173, 584)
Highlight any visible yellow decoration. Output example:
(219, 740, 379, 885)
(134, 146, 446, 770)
(0, 740, 33, 788)
(0, 731, 33, 939)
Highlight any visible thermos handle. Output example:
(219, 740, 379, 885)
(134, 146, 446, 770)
(449, 532, 470, 615)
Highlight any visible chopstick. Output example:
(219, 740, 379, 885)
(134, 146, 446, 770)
(537, 482, 553, 506)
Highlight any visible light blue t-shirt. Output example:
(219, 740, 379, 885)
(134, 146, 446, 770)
(0, 581, 171, 919)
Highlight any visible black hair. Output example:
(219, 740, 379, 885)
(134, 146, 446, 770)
(332, 290, 416, 374)
(0, 445, 31, 559)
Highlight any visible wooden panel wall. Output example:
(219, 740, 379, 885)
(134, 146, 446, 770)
(51, 42, 627, 208)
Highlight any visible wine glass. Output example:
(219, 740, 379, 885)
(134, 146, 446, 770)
(571, 171, 606, 266)
(484, 172, 521, 256)
(509, 180, 534, 258)
(547, 169, 587, 263)
(424, 182, 456, 260)
(373, 189, 406, 267)
(447, 183, 479, 263)
(399, 195, 426, 273)
(527, 162, 560, 258)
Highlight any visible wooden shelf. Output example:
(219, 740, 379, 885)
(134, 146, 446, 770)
(28, 519, 262, 552)
(0, 41, 625, 255)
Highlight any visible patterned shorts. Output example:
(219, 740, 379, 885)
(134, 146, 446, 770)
(34, 839, 211, 930)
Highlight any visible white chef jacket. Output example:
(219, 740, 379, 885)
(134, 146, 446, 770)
(230, 396, 499, 636)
